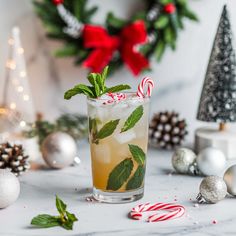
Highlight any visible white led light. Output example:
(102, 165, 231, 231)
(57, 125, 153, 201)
(17, 86, 24, 92)
(6, 60, 16, 70)
(17, 47, 24, 54)
(23, 94, 29, 101)
(20, 121, 26, 127)
(10, 102, 16, 110)
(19, 71, 26, 77)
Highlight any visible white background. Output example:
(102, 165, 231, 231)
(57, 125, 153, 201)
(0, 0, 236, 142)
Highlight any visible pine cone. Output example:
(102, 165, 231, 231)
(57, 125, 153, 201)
(149, 111, 188, 149)
(0, 142, 30, 176)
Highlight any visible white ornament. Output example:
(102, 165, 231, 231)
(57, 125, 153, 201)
(42, 132, 77, 169)
(196, 147, 226, 176)
(0, 169, 20, 208)
(172, 148, 196, 174)
(224, 165, 236, 196)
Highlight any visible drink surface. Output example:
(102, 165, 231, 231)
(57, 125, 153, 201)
(87, 94, 149, 192)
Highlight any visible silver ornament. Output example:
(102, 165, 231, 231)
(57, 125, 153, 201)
(42, 132, 77, 169)
(197, 176, 227, 204)
(196, 147, 226, 176)
(172, 148, 196, 174)
(0, 169, 20, 208)
(224, 165, 236, 196)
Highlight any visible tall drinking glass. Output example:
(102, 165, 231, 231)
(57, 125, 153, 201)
(87, 93, 150, 203)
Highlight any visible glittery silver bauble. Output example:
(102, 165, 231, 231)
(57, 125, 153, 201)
(172, 148, 196, 174)
(197, 176, 227, 203)
(0, 169, 20, 208)
(224, 165, 236, 196)
(196, 147, 226, 176)
(42, 132, 77, 169)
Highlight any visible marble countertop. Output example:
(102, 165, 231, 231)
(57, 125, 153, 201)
(0, 143, 236, 236)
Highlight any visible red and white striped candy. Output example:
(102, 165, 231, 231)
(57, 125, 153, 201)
(130, 202, 185, 222)
(137, 77, 154, 98)
(102, 93, 127, 105)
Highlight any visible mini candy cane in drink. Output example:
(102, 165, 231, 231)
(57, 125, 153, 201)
(130, 202, 185, 222)
(137, 77, 154, 98)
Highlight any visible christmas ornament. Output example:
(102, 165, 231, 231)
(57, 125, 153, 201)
(196, 147, 226, 176)
(149, 111, 188, 149)
(34, 0, 198, 75)
(224, 165, 236, 196)
(0, 169, 20, 208)
(195, 5, 236, 159)
(171, 148, 196, 174)
(0, 142, 30, 176)
(25, 113, 88, 146)
(197, 176, 227, 204)
(130, 202, 185, 222)
(41, 132, 77, 169)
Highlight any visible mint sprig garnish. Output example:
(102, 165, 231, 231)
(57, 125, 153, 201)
(64, 66, 131, 99)
(106, 158, 133, 191)
(121, 105, 144, 132)
(31, 195, 78, 230)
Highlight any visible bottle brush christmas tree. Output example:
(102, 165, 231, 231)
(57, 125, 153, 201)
(195, 5, 236, 159)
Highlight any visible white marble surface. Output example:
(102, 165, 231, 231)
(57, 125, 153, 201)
(0, 143, 236, 236)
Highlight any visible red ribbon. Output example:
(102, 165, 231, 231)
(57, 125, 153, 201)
(82, 21, 149, 75)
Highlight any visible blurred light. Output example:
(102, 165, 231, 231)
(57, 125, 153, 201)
(8, 38, 14, 45)
(17, 86, 24, 93)
(10, 103, 16, 110)
(19, 71, 26, 77)
(6, 60, 16, 70)
(20, 121, 26, 127)
(23, 94, 29, 101)
(17, 47, 24, 54)
(0, 107, 7, 115)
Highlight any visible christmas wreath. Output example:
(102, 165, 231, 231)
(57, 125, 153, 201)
(34, 0, 198, 75)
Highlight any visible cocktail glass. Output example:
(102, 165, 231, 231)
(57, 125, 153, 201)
(87, 93, 150, 203)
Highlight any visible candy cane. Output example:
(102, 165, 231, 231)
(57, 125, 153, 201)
(102, 93, 127, 105)
(137, 77, 154, 98)
(130, 202, 185, 222)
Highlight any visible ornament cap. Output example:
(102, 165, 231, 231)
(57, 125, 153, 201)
(196, 193, 207, 204)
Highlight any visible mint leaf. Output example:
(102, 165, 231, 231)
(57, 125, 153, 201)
(128, 144, 146, 165)
(101, 66, 109, 83)
(126, 166, 145, 190)
(64, 84, 95, 99)
(107, 158, 134, 190)
(94, 119, 119, 142)
(31, 214, 60, 228)
(87, 73, 97, 86)
(104, 84, 131, 94)
(121, 105, 143, 132)
(31, 195, 78, 231)
(56, 195, 67, 215)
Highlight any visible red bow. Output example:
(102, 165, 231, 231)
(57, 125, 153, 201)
(82, 21, 149, 75)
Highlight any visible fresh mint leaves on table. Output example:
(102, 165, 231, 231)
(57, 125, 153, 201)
(64, 66, 131, 99)
(31, 195, 78, 230)
(121, 105, 144, 132)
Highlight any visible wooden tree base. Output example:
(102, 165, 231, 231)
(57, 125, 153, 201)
(195, 127, 236, 159)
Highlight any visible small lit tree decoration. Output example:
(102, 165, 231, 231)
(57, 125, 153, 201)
(0, 26, 35, 134)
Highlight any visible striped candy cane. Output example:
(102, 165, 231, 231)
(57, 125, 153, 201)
(137, 77, 154, 98)
(130, 202, 185, 222)
(102, 93, 127, 105)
